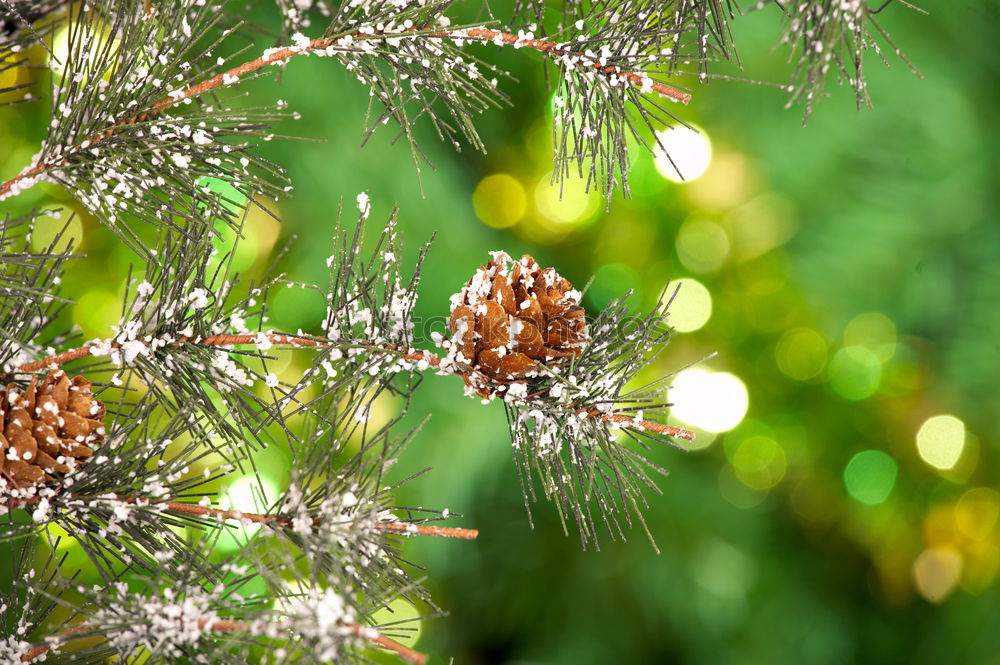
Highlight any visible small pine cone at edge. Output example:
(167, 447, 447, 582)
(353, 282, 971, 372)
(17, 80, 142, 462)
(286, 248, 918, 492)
(1, 369, 105, 489)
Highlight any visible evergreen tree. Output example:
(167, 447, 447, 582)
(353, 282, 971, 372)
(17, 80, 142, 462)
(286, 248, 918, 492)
(0, 1, 918, 663)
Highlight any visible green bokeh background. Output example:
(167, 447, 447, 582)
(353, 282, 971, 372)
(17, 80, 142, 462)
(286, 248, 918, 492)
(2, 3, 999, 664)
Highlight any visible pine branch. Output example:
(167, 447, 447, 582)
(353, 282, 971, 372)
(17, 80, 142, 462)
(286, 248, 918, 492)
(455, 27, 692, 104)
(4, 520, 437, 664)
(757, 0, 922, 118)
(0, 1, 292, 259)
(158, 499, 480, 539)
(3, 491, 478, 539)
(0, 11, 691, 210)
(1, 359, 450, 663)
(0, 21, 689, 191)
(1, 0, 920, 235)
(0, 209, 78, 376)
(18, 611, 429, 665)
(14, 331, 695, 441)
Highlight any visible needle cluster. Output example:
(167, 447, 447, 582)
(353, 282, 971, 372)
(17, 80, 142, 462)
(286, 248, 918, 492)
(0, 0, 922, 663)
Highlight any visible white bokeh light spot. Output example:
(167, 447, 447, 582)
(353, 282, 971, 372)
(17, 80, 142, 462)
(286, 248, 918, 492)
(669, 278, 713, 332)
(670, 369, 748, 433)
(220, 475, 280, 537)
(916, 414, 966, 471)
(655, 125, 712, 183)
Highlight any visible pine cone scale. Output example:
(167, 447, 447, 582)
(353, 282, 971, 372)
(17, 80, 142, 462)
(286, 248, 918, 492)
(477, 349, 537, 380)
(32, 422, 61, 455)
(478, 300, 510, 351)
(5, 459, 45, 485)
(6, 407, 31, 431)
(35, 394, 59, 427)
(49, 373, 69, 408)
(448, 305, 477, 366)
(35, 449, 70, 474)
(490, 274, 516, 315)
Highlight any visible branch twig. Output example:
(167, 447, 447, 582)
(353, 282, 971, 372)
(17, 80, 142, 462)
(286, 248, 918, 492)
(19, 619, 427, 664)
(162, 500, 479, 540)
(455, 27, 692, 103)
(1, 493, 479, 540)
(16, 333, 696, 442)
(0, 27, 690, 200)
(15, 333, 440, 373)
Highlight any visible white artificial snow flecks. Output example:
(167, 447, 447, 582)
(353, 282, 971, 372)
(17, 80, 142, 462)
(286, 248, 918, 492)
(0, 637, 35, 665)
(283, 587, 358, 661)
(188, 288, 210, 309)
(136, 280, 155, 299)
(356, 191, 371, 219)
(94, 588, 222, 658)
(255, 331, 274, 351)
(211, 350, 252, 387)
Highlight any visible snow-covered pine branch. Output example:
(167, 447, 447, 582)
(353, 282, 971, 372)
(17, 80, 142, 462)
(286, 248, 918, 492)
(756, 0, 924, 118)
(1, 0, 919, 220)
(0, 2, 293, 260)
(0, 209, 76, 376)
(4, 199, 696, 551)
(6, 538, 430, 664)
(0, 1, 925, 663)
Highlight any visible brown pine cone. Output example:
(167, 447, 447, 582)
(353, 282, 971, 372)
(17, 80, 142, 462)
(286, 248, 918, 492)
(446, 252, 589, 398)
(0, 370, 105, 488)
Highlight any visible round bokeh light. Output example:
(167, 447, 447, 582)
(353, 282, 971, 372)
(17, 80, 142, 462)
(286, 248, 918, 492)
(669, 278, 713, 333)
(827, 346, 882, 401)
(671, 369, 748, 433)
(655, 125, 712, 183)
(843, 449, 898, 506)
(473, 174, 526, 229)
(916, 414, 966, 471)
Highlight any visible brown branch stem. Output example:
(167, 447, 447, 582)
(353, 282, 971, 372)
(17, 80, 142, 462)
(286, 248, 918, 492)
(20, 619, 426, 665)
(15, 333, 439, 373)
(454, 27, 692, 103)
(162, 500, 479, 540)
(16, 331, 695, 442)
(587, 411, 696, 442)
(1, 493, 478, 540)
(0, 26, 690, 201)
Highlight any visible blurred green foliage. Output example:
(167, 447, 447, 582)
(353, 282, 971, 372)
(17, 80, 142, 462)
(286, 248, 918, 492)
(2, 2, 999, 664)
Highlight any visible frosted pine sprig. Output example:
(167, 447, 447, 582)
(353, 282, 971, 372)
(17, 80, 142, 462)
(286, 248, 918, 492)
(0, 210, 76, 377)
(0, 0, 696, 223)
(8, 204, 696, 553)
(1, 370, 468, 665)
(0, 1, 293, 259)
(754, 0, 922, 118)
(9, 548, 431, 665)
(1, 3, 926, 664)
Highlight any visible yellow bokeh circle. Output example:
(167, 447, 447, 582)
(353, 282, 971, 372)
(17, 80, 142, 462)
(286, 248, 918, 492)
(774, 328, 828, 381)
(843, 312, 897, 363)
(473, 174, 526, 229)
(671, 369, 748, 433)
(912, 547, 963, 603)
(668, 278, 712, 333)
(732, 436, 787, 490)
(534, 172, 601, 227)
(955, 487, 1000, 541)
(676, 217, 730, 274)
(654, 125, 712, 183)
